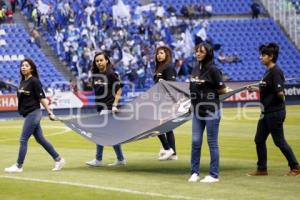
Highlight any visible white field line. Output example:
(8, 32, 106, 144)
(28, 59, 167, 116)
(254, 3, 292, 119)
(0, 126, 70, 142)
(0, 175, 216, 200)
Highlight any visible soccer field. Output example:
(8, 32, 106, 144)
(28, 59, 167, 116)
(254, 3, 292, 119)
(0, 106, 299, 200)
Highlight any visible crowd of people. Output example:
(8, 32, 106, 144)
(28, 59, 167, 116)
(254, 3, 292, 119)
(0, 0, 266, 94)
(0, 0, 16, 24)
(19, 0, 219, 90)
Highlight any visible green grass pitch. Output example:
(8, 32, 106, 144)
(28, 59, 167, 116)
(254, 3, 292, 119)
(0, 106, 299, 200)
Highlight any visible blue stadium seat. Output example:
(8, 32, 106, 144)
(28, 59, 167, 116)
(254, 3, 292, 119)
(0, 24, 67, 89)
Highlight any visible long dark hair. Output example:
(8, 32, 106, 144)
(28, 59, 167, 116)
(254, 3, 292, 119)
(20, 58, 39, 81)
(195, 43, 214, 68)
(155, 46, 173, 73)
(91, 51, 112, 74)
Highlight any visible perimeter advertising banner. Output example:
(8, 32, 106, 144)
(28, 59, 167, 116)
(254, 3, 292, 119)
(0, 92, 83, 111)
(224, 90, 260, 102)
(0, 94, 18, 111)
(284, 84, 300, 101)
(224, 84, 300, 102)
(1, 84, 299, 111)
(47, 91, 83, 109)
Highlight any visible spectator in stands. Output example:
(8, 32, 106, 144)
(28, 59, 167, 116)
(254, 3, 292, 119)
(6, 9, 13, 23)
(195, 21, 221, 50)
(0, 81, 5, 94)
(0, 0, 5, 8)
(4, 58, 65, 173)
(247, 43, 300, 177)
(6, 78, 14, 93)
(166, 5, 176, 16)
(0, 6, 5, 23)
(29, 27, 41, 48)
(69, 79, 77, 92)
(55, 27, 64, 57)
(31, 6, 41, 27)
(189, 5, 198, 18)
(86, 51, 126, 167)
(205, 4, 213, 17)
(218, 51, 241, 63)
(153, 46, 177, 161)
(251, 0, 261, 19)
(181, 4, 197, 18)
(188, 43, 229, 183)
(196, 4, 213, 18)
(0, 78, 16, 93)
(198, 4, 207, 18)
(155, 2, 165, 18)
(180, 5, 189, 18)
(10, 0, 16, 13)
(24, 0, 34, 20)
(0, 79, 5, 88)
(136, 65, 146, 89)
(20, 0, 27, 11)
(195, 21, 208, 45)
(125, 66, 138, 84)
(175, 57, 191, 77)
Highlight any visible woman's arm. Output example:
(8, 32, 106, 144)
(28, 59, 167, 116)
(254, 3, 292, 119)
(247, 85, 260, 93)
(40, 98, 56, 120)
(277, 91, 285, 101)
(218, 86, 232, 95)
(112, 88, 122, 113)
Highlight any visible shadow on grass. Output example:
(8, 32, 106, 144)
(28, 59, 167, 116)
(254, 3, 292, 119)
(62, 160, 253, 176)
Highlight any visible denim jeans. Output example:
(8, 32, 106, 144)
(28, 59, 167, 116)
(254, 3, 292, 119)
(255, 109, 299, 170)
(95, 110, 124, 161)
(17, 109, 60, 165)
(96, 144, 124, 161)
(158, 130, 176, 154)
(190, 110, 221, 178)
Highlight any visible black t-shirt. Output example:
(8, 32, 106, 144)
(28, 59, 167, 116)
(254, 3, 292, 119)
(260, 65, 285, 113)
(189, 63, 225, 116)
(153, 64, 177, 83)
(92, 70, 121, 112)
(18, 76, 46, 117)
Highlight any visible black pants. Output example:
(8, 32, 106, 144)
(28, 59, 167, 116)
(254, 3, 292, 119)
(158, 131, 176, 154)
(255, 110, 299, 170)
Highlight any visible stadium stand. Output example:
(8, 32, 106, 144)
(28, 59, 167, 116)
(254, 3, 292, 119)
(0, 24, 66, 93)
(211, 19, 300, 81)
(152, 0, 264, 15)
(288, 0, 300, 12)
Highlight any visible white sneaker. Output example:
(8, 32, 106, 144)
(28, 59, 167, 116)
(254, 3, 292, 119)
(108, 160, 126, 166)
(85, 159, 103, 167)
(158, 148, 166, 157)
(4, 164, 23, 173)
(188, 173, 200, 182)
(168, 155, 178, 160)
(200, 175, 219, 183)
(159, 148, 174, 160)
(52, 158, 65, 171)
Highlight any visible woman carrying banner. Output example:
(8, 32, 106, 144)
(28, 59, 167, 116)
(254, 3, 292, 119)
(188, 43, 229, 183)
(86, 52, 126, 167)
(4, 58, 65, 173)
(153, 46, 178, 161)
(247, 43, 300, 176)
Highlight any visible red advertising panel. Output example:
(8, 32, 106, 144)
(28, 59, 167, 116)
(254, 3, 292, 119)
(0, 94, 18, 111)
(224, 91, 260, 102)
